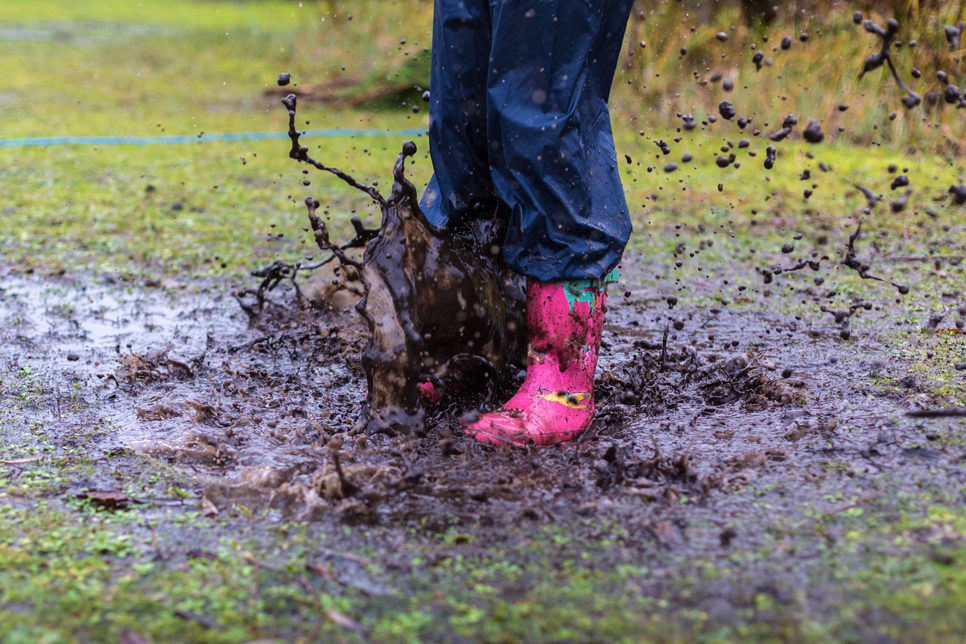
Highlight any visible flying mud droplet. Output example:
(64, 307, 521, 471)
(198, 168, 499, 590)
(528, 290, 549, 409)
(945, 23, 963, 48)
(889, 189, 911, 213)
(840, 222, 910, 297)
(753, 50, 764, 71)
(890, 174, 909, 190)
(854, 184, 881, 210)
(718, 101, 736, 120)
(949, 184, 966, 205)
(769, 127, 791, 142)
(764, 145, 777, 169)
(857, 18, 921, 109)
(802, 120, 824, 144)
(277, 72, 291, 86)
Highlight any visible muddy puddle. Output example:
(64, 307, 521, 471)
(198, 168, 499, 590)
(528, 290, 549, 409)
(3, 9, 965, 534)
(3, 261, 961, 528)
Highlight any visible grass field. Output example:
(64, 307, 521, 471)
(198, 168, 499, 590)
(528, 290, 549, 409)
(2, 0, 963, 286)
(2, 1, 966, 642)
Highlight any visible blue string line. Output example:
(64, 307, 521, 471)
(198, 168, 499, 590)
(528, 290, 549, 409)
(0, 128, 429, 148)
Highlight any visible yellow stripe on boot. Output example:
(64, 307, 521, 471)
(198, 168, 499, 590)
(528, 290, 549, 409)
(534, 390, 592, 409)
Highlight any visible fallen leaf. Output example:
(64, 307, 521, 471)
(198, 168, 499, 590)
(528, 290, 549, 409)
(327, 609, 369, 635)
(0, 456, 42, 465)
(76, 490, 131, 509)
(201, 496, 219, 517)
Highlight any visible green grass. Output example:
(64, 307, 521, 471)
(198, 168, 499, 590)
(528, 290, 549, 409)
(0, 0, 432, 138)
(2, 124, 963, 275)
(1, 0, 963, 292)
(4, 491, 966, 643)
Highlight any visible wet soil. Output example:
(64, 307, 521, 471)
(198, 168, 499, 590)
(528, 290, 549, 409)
(3, 255, 961, 530)
(3, 235, 965, 640)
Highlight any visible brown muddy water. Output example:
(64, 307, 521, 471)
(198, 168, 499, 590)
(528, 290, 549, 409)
(2, 254, 963, 529)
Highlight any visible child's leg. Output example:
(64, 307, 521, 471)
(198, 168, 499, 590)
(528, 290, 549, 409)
(420, 0, 500, 228)
(486, 0, 633, 282)
(464, 0, 633, 446)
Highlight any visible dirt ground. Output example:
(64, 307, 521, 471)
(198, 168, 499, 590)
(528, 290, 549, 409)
(1, 256, 948, 521)
(3, 233, 965, 640)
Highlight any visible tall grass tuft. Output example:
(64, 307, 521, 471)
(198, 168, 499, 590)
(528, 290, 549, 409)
(614, 0, 966, 156)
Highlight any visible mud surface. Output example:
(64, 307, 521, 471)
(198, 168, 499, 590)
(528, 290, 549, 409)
(2, 225, 965, 639)
(3, 257, 962, 530)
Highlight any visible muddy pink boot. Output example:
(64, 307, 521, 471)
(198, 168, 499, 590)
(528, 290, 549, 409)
(463, 272, 615, 447)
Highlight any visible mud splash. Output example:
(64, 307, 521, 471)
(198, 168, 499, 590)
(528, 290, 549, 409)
(180, 10, 966, 519)
(282, 93, 527, 436)
(81, 272, 803, 521)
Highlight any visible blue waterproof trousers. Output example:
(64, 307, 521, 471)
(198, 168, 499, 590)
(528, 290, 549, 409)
(419, 0, 633, 282)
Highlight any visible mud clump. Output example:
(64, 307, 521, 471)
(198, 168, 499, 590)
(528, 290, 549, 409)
(596, 344, 798, 422)
(856, 17, 921, 108)
(282, 93, 526, 436)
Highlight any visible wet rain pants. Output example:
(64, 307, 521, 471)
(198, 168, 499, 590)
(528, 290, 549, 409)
(419, 0, 634, 282)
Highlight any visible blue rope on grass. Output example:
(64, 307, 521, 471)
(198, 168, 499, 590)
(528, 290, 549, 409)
(0, 128, 429, 148)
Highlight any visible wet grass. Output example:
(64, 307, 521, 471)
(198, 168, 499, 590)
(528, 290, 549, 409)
(2, 0, 964, 288)
(3, 129, 964, 288)
(5, 460, 966, 643)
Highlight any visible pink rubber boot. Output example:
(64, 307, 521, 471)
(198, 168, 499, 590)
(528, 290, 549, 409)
(463, 273, 613, 447)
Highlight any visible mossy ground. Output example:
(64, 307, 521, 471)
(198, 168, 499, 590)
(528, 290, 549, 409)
(2, 1, 966, 642)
